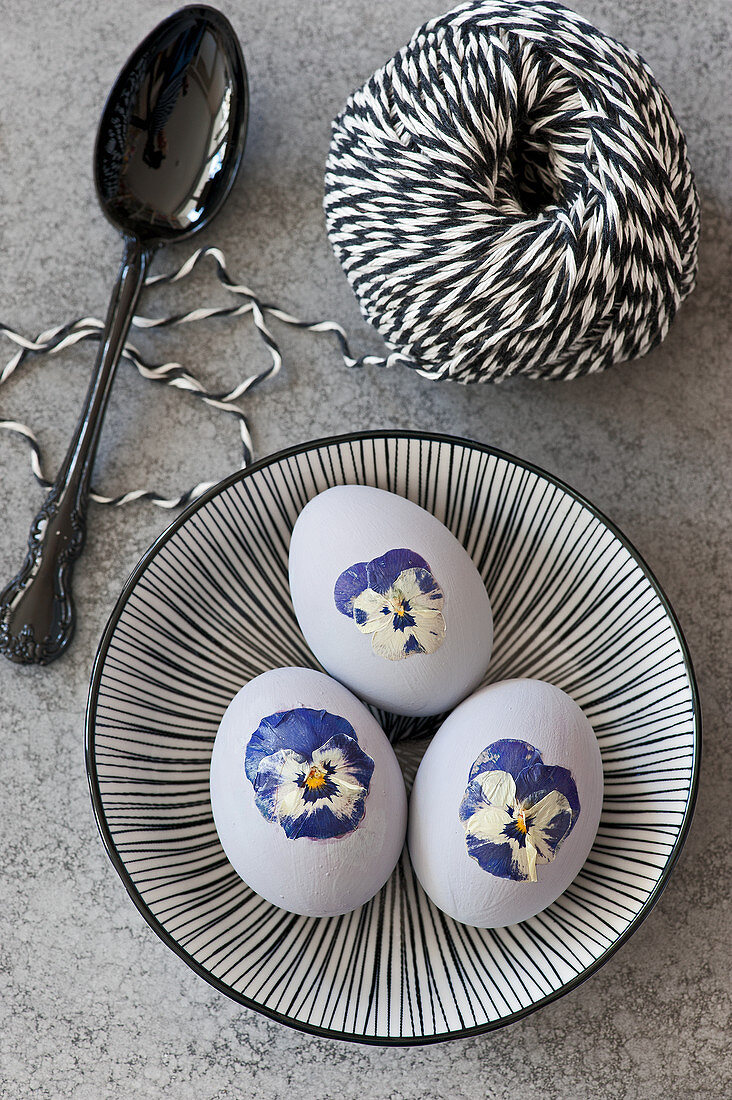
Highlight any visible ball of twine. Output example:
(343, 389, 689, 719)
(324, 0, 700, 383)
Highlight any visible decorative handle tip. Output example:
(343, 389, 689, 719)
(0, 490, 84, 665)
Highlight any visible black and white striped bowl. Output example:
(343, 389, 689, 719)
(86, 432, 699, 1044)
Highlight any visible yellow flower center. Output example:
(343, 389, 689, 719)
(515, 807, 528, 835)
(304, 764, 327, 790)
(392, 593, 407, 617)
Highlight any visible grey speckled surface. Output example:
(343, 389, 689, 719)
(0, 0, 729, 1097)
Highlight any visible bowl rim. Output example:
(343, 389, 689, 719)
(85, 429, 701, 1045)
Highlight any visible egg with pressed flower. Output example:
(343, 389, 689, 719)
(210, 666, 407, 917)
(408, 678, 604, 928)
(288, 485, 493, 716)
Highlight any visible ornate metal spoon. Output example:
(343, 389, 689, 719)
(0, 5, 248, 664)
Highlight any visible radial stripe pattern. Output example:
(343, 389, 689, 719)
(86, 433, 699, 1043)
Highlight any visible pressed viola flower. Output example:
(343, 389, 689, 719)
(245, 708, 374, 840)
(334, 548, 445, 661)
(459, 739, 580, 882)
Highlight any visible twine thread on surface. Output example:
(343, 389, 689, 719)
(0, 247, 369, 508)
(324, 0, 700, 383)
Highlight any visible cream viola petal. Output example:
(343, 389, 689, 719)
(464, 803, 513, 842)
(271, 754, 313, 820)
(475, 769, 518, 812)
(410, 609, 446, 653)
(277, 778, 311, 821)
(526, 790, 573, 863)
(318, 780, 364, 820)
(527, 790, 572, 833)
(253, 748, 307, 821)
(514, 836, 539, 882)
(410, 607, 445, 623)
(351, 588, 390, 633)
(324, 769, 367, 794)
(278, 750, 308, 783)
(372, 623, 412, 661)
(397, 567, 444, 612)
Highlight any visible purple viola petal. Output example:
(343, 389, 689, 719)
(465, 835, 518, 879)
(280, 797, 367, 840)
(334, 561, 370, 617)
(245, 707, 356, 782)
(515, 763, 581, 821)
(365, 549, 432, 594)
(468, 739, 544, 783)
(251, 747, 298, 822)
(459, 778, 490, 824)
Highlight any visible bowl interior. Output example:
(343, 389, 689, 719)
(87, 433, 698, 1043)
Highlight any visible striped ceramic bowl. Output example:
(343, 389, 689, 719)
(86, 432, 699, 1044)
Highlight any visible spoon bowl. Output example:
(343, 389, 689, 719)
(96, 6, 247, 244)
(0, 5, 248, 664)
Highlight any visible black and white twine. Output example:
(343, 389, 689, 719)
(324, 0, 700, 383)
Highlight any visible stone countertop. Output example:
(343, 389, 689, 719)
(0, 1, 729, 1097)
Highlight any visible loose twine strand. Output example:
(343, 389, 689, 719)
(0, 246, 386, 509)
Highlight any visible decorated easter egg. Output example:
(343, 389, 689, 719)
(288, 485, 493, 716)
(210, 666, 407, 917)
(408, 678, 603, 928)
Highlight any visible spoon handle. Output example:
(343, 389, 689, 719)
(0, 239, 150, 664)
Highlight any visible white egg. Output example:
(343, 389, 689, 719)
(288, 485, 493, 716)
(408, 678, 603, 928)
(210, 667, 407, 917)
